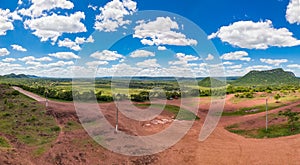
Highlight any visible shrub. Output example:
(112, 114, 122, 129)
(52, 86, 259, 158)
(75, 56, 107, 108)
(11, 90, 20, 96)
(50, 126, 60, 132)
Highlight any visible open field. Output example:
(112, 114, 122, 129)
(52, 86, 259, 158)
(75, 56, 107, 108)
(1, 85, 300, 164)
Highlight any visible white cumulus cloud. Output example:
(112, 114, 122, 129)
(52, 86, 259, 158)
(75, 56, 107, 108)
(90, 50, 124, 61)
(94, 0, 137, 32)
(209, 20, 300, 49)
(49, 52, 80, 60)
(287, 64, 300, 69)
(133, 17, 197, 46)
(0, 9, 21, 35)
(223, 61, 234, 65)
(18, 0, 74, 18)
(130, 50, 155, 58)
(220, 51, 251, 61)
(246, 65, 273, 71)
(260, 58, 288, 66)
(227, 64, 242, 69)
(136, 59, 160, 68)
(158, 46, 167, 51)
(286, 0, 300, 24)
(205, 54, 214, 61)
(11, 44, 27, 52)
(58, 36, 94, 51)
(2, 58, 16, 62)
(24, 12, 87, 43)
(0, 48, 10, 56)
(86, 61, 109, 68)
(169, 53, 199, 66)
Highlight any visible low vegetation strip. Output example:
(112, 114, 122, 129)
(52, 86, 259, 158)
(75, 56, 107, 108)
(0, 136, 10, 148)
(226, 123, 300, 138)
(222, 103, 285, 116)
(135, 104, 199, 120)
(226, 109, 300, 138)
(0, 85, 59, 148)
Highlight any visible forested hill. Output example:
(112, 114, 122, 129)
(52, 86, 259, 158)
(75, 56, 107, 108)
(198, 77, 226, 87)
(0, 73, 39, 79)
(232, 68, 300, 86)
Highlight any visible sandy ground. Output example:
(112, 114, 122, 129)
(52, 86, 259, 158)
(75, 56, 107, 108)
(3, 87, 300, 165)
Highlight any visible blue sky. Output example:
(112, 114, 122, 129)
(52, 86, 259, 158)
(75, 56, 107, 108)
(0, 0, 300, 77)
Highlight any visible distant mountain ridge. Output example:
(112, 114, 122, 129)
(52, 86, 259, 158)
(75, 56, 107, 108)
(0, 73, 39, 79)
(232, 68, 300, 86)
(198, 77, 226, 87)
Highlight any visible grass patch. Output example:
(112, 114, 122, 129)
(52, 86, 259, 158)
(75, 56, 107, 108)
(32, 145, 48, 157)
(63, 121, 82, 132)
(136, 104, 199, 120)
(0, 136, 10, 148)
(0, 85, 59, 147)
(222, 103, 284, 116)
(226, 122, 300, 138)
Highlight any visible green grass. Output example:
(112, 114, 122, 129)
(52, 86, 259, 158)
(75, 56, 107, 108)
(63, 121, 83, 132)
(222, 103, 285, 116)
(32, 145, 48, 157)
(0, 136, 10, 148)
(0, 85, 59, 147)
(226, 122, 300, 138)
(135, 104, 199, 120)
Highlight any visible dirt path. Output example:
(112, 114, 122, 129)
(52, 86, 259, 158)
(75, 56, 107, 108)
(13, 87, 300, 164)
(12, 86, 46, 102)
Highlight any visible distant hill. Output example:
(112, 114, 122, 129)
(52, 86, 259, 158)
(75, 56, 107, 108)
(198, 77, 226, 87)
(232, 68, 300, 86)
(0, 73, 39, 79)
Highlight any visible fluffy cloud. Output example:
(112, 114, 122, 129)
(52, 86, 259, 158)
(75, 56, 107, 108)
(287, 64, 300, 69)
(136, 59, 160, 68)
(0, 62, 21, 68)
(18, 56, 53, 62)
(26, 61, 41, 66)
(2, 58, 16, 62)
(220, 51, 251, 61)
(169, 53, 199, 66)
(0, 9, 21, 35)
(246, 65, 273, 71)
(36, 57, 52, 62)
(48, 61, 74, 67)
(209, 20, 300, 49)
(88, 4, 98, 11)
(0, 48, 10, 56)
(158, 46, 167, 51)
(94, 0, 137, 32)
(86, 61, 109, 68)
(11, 44, 27, 52)
(286, 0, 300, 24)
(18, 56, 35, 62)
(18, 0, 74, 18)
(49, 52, 80, 60)
(223, 61, 234, 65)
(133, 17, 197, 46)
(24, 12, 87, 43)
(58, 36, 94, 51)
(205, 54, 214, 61)
(90, 50, 124, 61)
(129, 50, 155, 58)
(260, 58, 288, 66)
(227, 64, 242, 69)
(176, 53, 199, 61)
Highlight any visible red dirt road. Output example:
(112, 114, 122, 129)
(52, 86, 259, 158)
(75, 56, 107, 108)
(11, 87, 300, 164)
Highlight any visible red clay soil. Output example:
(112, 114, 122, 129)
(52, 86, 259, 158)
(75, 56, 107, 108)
(1, 88, 300, 164)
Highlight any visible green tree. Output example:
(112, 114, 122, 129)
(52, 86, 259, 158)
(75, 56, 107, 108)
(279, 109, 300, 131)
(274, 93, 281, 102)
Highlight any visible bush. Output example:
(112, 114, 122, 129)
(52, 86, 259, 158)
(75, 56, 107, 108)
(50, 126, 60, 132)
(11, 90, 20, 96)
